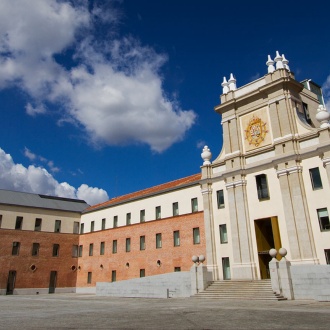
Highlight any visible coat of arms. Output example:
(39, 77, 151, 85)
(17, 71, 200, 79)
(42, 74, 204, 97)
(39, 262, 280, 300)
(244, 116, 268, 147)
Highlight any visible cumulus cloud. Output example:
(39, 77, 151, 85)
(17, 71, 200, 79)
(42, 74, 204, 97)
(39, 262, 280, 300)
(0, 0, 196, 152)
(0, 147, 108, 205)
(24, 147, 60, 173)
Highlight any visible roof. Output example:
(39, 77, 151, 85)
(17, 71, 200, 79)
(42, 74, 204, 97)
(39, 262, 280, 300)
(85, 173, 201, 213)
(0, 189, 89, 213)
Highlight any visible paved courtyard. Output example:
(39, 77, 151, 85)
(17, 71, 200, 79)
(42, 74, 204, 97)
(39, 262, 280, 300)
(1, 294, 330, 329)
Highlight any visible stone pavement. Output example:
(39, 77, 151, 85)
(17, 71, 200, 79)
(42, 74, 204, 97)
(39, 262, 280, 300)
(1, 294, 330, 329)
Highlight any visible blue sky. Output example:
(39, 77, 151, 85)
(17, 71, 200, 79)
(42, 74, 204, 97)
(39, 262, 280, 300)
(1, 0, 330, 205)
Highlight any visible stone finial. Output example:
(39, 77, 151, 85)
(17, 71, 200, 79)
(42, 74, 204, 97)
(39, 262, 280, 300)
(201, 145, 212, 165)
(269, 248, 277, 260)
(221, 76, 229, 94)
(228, 73, 237, 91)
(266, 55, 275, 73)
(199, 255, 205, 263)
(278, 247, 287, 258)
(316, 104, 330, 128)
(274, 51, 284, 69)
(282, 54, 290, 71)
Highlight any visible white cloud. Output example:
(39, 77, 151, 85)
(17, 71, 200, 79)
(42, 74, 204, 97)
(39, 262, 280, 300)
(23, 147, 60, 173)
(0, 0, 196, 152)
(24, 147, 36, 161)
(0, 147, 109, 205)
(322, 75, 330, 110)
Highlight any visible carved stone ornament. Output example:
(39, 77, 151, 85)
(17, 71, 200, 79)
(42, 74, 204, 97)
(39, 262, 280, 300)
(244, 116, 268, 147)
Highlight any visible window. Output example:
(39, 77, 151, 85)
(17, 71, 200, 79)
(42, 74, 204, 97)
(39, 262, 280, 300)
(54, 220, 61, 233)
(256, 174, 269, 200)
(193, 227, 200, 244)
(155, 206, 161, 219)
(126, 238, 131, 252)
(140, 269, 145, 278)
(220, 224, 228, 243)
(126, 213, 131, 225)
(112, 240, 117, 254)
(216, 190, 225, 209)
(111, 270, 116, 282)
(113, 216, 118, 228)
(87, 272, 92, 284)
(174, 267, 181, 272)
(89, 243, 93, 256)
(15, 216, 23, 230)
(172, 202, 179, 216)
(140, 236, 146, 250)
(53, 244, 60, 257)
(34, 218, 42, 231)
(32, 243, 40, 256)
(302, 102, 312, 125)
(173, 230, 180, 246)
(101, 218, 106, 230)
(91, 221, 95, 232)
(80, 223, 84, 234)
(156, 233, 162, 249)
(72, 245, 78, 257)
(78, 245, 83, 257)
(325, 249, 330, 264)
(12, 242, 20, 255)
(317, 208, 330, 231)
(100, 242, 105, 255)
(140, 210, 145, 223)
(0, 214, 2, 228)
(191, 198, 198, 213)
(73, 221, 79, 234)
(309, 167, 323, 190)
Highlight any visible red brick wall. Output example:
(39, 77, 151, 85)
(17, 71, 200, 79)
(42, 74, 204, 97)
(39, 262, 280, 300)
(77, 212, 205, 287)
(0, 229, 79, 291)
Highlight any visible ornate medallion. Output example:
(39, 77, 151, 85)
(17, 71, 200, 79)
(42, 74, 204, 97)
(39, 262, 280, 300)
(244, 115, 268, 147)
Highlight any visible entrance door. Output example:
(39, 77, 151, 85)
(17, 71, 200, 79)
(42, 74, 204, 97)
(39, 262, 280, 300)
(255, 217, 281, 279)
(6, 270, 16, 295)
(49, 271, 57, 294)
(222, 257, 231, 280)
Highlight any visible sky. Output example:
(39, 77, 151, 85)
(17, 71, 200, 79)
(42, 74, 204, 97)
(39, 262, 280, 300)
(1, 0, 330, 205)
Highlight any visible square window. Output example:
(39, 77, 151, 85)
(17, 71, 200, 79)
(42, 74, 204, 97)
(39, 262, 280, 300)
(172, 202, 179, 216)
(78, 245, 83, 257)
(113, 216, 118, 228)
(140, 236, 145, 250)
(53, 244, 60, 257)
(126, 213, 131, 225)
(216, 190, 225, 209)
(15, 216, 23, 230)
(112, 240, 117, 254)
(34, 218, 42, 231)
(12, 242, 20, 255)
(73, 221, 79, 234)
(140, 210, 145, 223)
(91, 221, 95, 232)
(309, 167, 323, 190)
(317, 208, 330, 231)
(191, 198, 198, 213)
(32, 243, 40, 256)
(156, 233, 162, 249)
(101, 218, 106, 230)
(54, 220, 61, 233)
(155, 206, 161, 219)
(87, 272, 92, 284)
(193, 227, 200, 244)
(220, 224, 228, 243)
(140, 269, 145, 278)
(256, 174, 269, 200)
(72, 245, 78, 257)
(174, 267, 181, 272)
(325, 249, 330, 264)
(80, 223, 84, 234)
(89, 243, 93, 256)
(126, 238, 131, 252)
(173, 230, 180, 247)
(111, 270, 116, 282)
(100, 242, 105, 255)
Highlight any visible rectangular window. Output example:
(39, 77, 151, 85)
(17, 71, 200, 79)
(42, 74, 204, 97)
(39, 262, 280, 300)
(80, 223, 84, 234)
(140, 235, 146, 250)
(87, 272, 92, 284)
(78, 245, 83, 257)
(12, 242, 20, 255)
(0, 214, 2, 228)
(101, 218, 106, 230)
(15, 216, 23, 230)
(91, 221, 95, 232)
(325, 249, 330, 264)
(140, 269, 145, 278)
(89, 243, 93, 256)
(32, 243, 40, 256)
(126, 213, 131, 225)
(172, 202, 179, 216)
(126, 238, 131, 252)
(72, 245, 78, 257)
(156, 233, 162, 249)
(174, 267, 181, 272)
(216, 190, 225, 209)
(111, 270, 116, 282)
(220, 224, 228, 243)
(34, 218, 42, 231)
(52, 244, 60, 257)
(112, 240, 117, 254)
(113, 216, 118, 228)
(309, 167, 323, 190)
(193, 227, 200, 244)
(54, 220, 61, 233)
(317, 208, 330, 231)
(173, 230, 180, 246)
(191, 198, 198, 213)
(256, 174, 269, 200)
(73, 221, 79, 234)
(155, 206, 161, 219)
(140, 209, 145, 223)
(100, 242, 105, 255)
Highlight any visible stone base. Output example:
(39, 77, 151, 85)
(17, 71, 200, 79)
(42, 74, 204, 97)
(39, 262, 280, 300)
(231, 263, 258, 280)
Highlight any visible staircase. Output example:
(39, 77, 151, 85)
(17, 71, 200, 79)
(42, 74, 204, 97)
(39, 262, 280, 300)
(193, 280, 286, 301)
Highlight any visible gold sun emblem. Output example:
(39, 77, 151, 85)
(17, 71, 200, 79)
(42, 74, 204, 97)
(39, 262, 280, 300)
(245, 116, 268, 147)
